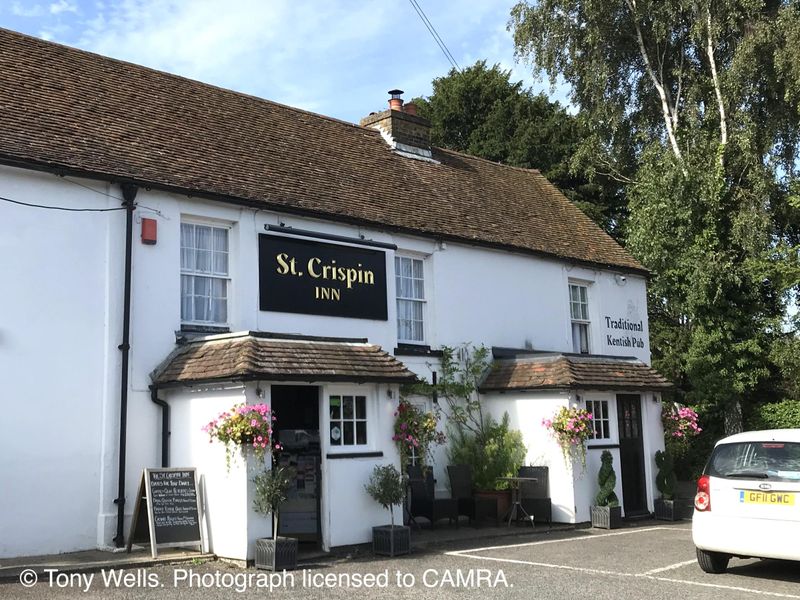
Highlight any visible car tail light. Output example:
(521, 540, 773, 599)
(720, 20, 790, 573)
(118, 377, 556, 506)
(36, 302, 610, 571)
(695, 474, 711, 511)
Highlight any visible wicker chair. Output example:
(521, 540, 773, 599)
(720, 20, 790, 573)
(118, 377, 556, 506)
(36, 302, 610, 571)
(447, 465, 498, 526)
(407, 465, 458, 529)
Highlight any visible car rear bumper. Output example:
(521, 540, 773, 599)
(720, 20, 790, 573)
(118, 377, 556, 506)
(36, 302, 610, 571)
(692, 511, 800, 561)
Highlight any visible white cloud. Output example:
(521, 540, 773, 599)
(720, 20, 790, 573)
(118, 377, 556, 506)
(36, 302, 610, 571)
(29, 0, 540, 122)
(11, 3, 46, 17)
(49, 0, 77, 14)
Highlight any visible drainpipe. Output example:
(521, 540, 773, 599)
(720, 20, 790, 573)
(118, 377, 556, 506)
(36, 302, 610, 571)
(113, 183, 137, 547)
(150, 385, 170, 467)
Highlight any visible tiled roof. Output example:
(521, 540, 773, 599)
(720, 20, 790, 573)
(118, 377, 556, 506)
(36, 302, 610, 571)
(481, 354, 672, 392)
(0, 28, 645, 273)
(152, 333, 417, 386)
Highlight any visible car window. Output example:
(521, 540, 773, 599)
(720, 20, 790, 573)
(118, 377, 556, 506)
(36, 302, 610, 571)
(706, 441, 800, 482)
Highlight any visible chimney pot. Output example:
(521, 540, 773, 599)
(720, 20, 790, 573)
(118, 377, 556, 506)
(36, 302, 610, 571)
(387, 88, 404, 111)
(403, 102, 418, 116)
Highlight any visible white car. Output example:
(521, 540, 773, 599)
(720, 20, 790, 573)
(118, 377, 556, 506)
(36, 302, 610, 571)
(692, 429, 800, 573)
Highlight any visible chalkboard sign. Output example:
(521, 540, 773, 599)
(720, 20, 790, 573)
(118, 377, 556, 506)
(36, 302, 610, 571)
(127, 468, 204, 558)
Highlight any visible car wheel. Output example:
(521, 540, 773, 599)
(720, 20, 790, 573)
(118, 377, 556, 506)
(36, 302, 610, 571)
(696, 547, 730, 574)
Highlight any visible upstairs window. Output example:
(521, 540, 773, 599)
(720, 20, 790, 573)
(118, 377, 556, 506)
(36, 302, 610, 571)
(181, 222, 229, 324)
(396, 256, 425, 343)
(569, 283, 590, 354)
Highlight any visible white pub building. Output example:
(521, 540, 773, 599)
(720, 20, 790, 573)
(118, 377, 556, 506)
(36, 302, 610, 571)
(0, 29, 670, 560)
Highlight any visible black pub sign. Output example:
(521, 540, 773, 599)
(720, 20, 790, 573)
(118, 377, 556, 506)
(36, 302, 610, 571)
(259, 234, 388, 320)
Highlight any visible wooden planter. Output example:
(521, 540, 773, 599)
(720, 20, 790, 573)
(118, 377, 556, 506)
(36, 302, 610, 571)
(255, 537, 298, 571)
(475, 490, 511, 519)
(591, 505, 622, 529)
(654, 498, 681, 521)
(372, 525, 411, 557)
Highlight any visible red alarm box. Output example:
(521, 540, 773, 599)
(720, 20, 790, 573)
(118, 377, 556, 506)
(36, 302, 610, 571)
(141, 218, 157, 245)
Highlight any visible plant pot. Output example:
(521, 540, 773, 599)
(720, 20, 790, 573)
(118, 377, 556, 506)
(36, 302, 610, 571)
(591, 505, 622, 529)
(475, 490, 511, 520)
(372, 525, 411, 557)
(255, 537, 298, 571)
(654, 498, 681, 521)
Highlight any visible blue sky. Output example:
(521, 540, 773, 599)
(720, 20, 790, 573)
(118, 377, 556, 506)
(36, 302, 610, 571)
(0, 0, 568, 123)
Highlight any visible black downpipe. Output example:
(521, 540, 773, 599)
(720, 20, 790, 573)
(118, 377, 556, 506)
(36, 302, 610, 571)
(150, 386, 170, 467)
(113, 183, 138, 547)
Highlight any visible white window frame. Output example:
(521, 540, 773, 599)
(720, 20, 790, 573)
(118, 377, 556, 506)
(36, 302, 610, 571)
(569, 281, 591, 354)
(585, 398, 611, 441)
(395, 254, 427, 344)
(180, 219, 232, 326)
(325, 388, 373, 452)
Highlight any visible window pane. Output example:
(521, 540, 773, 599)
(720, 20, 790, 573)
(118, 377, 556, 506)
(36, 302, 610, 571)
(213, 227, 228, 252)
(195, 249, 212, 273)
(181, 275, 192, 321)
(195, 225, 213, 251)
(329, 397, 341, 420)
(356, 421, 367, 445)
(412, 258, 423, 279)
(343, 396, 353, 419)
(572, 323, 589, 354)
(343, 421, 354, 445)
(329, 422, 341, 445)
(213, 251, 228, 275)
(355, 396, 366, 419)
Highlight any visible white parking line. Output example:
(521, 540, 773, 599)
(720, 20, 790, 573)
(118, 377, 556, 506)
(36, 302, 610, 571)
(646, 575, 800, 599)
(640, 559, 698, 575)
(447, 532, 800, 600)
(446, 525, 689, 556)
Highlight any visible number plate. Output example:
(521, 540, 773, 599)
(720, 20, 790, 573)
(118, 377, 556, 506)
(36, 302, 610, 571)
(739, 490, 795, 505)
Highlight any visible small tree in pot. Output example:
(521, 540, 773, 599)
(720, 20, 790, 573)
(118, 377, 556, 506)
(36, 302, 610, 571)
(253, 466, 298, 570)
(654, 450, 680, 521)
(365, 464, 410, 556)
(591, 450, 622, 529)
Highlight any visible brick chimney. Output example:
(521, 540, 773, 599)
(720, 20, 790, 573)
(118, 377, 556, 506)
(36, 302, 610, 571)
(360, 89, 433, 160)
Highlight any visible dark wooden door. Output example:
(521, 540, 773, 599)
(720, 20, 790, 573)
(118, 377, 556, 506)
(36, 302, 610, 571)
(616, 394, 648, 516)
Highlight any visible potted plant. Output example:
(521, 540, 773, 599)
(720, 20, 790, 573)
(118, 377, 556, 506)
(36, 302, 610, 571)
(392, 399, 447, 472)
(253, 466, 298, 570)
(654, 449, 680, 521)
(365, 464, 410, 556)
(591, 450, 622, 529)
(406, 345, 526, 518)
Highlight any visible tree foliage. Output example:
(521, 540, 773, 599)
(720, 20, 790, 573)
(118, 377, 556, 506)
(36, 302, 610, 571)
(511, 0, 800, 435)
(414, 61, 627, 236)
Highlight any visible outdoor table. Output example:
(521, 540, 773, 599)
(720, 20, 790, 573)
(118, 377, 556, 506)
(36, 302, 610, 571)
(496, 476, 539, 527)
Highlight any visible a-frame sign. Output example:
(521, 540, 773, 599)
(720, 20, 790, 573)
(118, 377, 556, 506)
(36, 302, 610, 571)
(127, 468, 204, 558)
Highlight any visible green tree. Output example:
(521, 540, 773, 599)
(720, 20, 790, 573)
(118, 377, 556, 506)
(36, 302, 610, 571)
(510, 0, 800, 434)
(414, 61, 627, 237)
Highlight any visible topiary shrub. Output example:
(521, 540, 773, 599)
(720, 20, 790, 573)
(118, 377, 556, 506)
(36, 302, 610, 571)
(655, 450, 677, 500)
(595, 450, 619, 507)
(365, 464, 406, 527)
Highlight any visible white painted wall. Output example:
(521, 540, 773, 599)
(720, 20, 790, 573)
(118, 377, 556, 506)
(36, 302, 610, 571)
(0, 160, 655, 557)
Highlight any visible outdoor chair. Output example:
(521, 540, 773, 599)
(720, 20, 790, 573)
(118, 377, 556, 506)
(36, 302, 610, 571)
(518, 465, 552, 526)
(407, 465, 458, 529)
(447, 464, 498, 526)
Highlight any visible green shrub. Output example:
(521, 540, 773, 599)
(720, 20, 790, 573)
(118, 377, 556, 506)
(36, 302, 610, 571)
(365, 464, 406, 527)
(749, 400, 800, 430)
(447, 413, 526, 490)
(595, 450, 619, 507)
(655, 450, 677, 500)
(252, 466, 295, 539)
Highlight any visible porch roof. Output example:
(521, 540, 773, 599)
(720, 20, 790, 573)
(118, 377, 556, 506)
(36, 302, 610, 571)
(480, 353, 672, 393)
(151, 331, 417, 387)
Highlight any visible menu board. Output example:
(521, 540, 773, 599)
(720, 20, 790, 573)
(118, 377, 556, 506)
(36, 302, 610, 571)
(127, 468, 204, 558)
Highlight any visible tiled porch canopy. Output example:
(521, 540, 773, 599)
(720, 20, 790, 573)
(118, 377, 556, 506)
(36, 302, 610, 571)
(151, 332, 417, 387)
(481, 351, 672, 392)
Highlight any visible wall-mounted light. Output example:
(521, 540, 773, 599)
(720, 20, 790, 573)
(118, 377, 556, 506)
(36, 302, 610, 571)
(614, 274, 628, 286)
(256, 386, 265, 399)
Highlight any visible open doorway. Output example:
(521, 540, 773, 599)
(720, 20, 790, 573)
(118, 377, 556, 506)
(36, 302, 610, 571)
(271, 385, 321, 549)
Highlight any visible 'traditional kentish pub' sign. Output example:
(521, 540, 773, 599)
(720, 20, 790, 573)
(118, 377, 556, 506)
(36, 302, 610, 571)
(259, 234, 388, 320)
